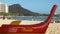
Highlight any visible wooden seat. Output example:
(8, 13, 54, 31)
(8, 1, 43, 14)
(10, 20, 21, 25)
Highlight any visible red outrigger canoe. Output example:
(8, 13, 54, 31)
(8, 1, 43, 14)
(0, 5, 57, 34)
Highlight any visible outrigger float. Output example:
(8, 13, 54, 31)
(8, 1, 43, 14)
(0, 5, 57, 34)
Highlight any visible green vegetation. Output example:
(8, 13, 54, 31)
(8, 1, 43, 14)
(0, 12, 58, 16)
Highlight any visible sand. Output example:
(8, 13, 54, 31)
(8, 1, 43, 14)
(0, 19, 43, 27)
(0, 19, 16, 27)
(20, 20, 43, 25)
(45, 23, 60, 34)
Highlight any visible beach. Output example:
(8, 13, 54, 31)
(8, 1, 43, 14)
(45, 23, 60, 34)
(0, 19, 43, 27)
(0, 19, 60, 34)
(0, 19, 16, 27)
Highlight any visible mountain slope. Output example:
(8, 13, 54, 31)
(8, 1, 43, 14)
(9, 4, 41, 16)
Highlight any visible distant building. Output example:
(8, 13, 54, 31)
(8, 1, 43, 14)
(0, 3, 8, 13)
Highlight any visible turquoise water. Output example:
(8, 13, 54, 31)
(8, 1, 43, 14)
(12, 16, 59, 21)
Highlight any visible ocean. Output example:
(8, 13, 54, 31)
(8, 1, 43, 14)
(12, 16, 59, 21)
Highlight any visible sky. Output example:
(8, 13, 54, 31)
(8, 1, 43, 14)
(0, 0, 60, 14)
